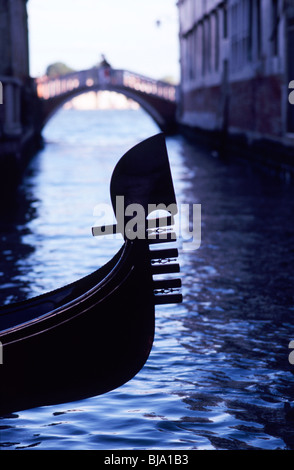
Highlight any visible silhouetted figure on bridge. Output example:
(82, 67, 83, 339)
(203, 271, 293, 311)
(99, 54, 111, 69)
(98, 54, 112, 84)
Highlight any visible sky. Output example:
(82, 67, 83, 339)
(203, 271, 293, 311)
(27, 0, 180, 82)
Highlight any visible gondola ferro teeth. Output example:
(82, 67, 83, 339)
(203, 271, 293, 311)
(154, 287, 181, 295)
(149, 248, 179, 261)
(151, 258, 178, 265)
(147, 226, 174, 235)
(147, 232, 177, 244)
(154, 294, 183, 305)
(147, 215, 174, 230)
(151, 263, 180, 275)
(152, 278, 182, 290)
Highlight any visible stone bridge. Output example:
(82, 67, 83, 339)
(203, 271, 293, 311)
(36, 68, 178, 134)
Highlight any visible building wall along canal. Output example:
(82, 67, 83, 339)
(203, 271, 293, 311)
(0, 0, 42, 197)
(177, 0, 294, 177)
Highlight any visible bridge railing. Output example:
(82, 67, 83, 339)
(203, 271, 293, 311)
(121, 70, 176, 102)
(35, 68, 177, 103)
(36, 72, 81, 100)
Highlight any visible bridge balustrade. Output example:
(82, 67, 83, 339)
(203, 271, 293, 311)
(35, 68, 176, 103)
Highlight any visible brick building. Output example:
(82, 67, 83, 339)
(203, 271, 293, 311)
(177, 0, 294, 171)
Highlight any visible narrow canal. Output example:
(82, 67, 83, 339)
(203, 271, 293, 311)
(1, 105, 294, 450)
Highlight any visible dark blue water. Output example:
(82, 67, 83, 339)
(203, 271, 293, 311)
(1, 107, 294, 450)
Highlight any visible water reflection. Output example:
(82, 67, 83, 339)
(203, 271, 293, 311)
(172, 137, 294, 449)
(0, 178, 38, 304)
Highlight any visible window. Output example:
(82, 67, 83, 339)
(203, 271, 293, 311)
(207, 16, 212, 73)
(202, 20, 206, 76)
(223, 4, 228, 39)
(271, 0, 279, 56)
(256, 0, 262, 59)
(247, 0, 253, 62)
(231, 0, 260, 70)
(231, 2, 238, 70)
(197, 23, 203, 78)
(189, 34, 194, 79)
(194, 25, 202, 78)
(215, 11, 220, 71)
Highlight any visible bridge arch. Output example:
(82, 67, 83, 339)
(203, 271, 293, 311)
(36, 69, 178, 134)
(40, 85, 166, 132)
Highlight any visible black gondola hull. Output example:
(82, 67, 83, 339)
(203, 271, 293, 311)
(0, 133, 182, 415)
(0, 241, 154, 415)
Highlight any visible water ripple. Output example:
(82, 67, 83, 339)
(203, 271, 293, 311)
(1, 109, 294, 450)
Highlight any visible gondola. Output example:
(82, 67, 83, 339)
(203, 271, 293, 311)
(0, 133, 182, 415)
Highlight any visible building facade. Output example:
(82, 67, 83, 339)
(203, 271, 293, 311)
(0, 0, 41, 195)
(0, 0, 30, 137)
(177, 0, 294, 168)
(0, 0, 30, 79)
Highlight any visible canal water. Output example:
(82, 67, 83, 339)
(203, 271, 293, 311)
(1, 106, 294, 450)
